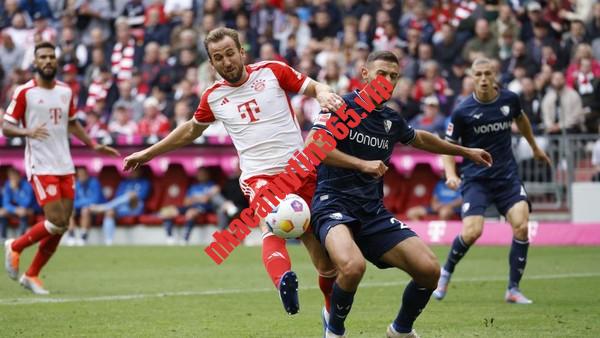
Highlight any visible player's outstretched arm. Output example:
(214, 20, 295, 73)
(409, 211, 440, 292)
(68, 120, 120, 156)
(514, 114, 552, 166)
(303, 80, 344, 113)
(305, 129, 388, 178)
(411, 130, 493, 168)
(123, 119, 208, 171)
(2, 121, 49, 139)
(442, 155, 461, 190)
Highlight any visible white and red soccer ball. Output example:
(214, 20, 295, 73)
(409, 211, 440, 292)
(266, 194, 311, 239)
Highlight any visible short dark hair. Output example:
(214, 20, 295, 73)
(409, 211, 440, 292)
(34, 41, 55, 55)
(204, 27, 241, 58)
(366, 51, 399, 65)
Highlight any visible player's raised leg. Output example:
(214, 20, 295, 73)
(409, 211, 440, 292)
(504, 200, 532, 304)
(301, 224, 337, 316)
(381, 237, 440, 338)
(434, 215, 484, 300)
(323, 224, 365, 338)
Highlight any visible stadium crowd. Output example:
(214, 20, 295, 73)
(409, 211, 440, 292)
(1, 0, 600, 243)
(0, 0, 599, 138)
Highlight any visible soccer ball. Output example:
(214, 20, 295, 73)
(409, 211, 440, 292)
(266, 194, 311, 239)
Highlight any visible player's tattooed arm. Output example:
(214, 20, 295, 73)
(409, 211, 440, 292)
(304, 80, 344, 113)
(514, 114, 552, 166)
(123, 119, 208, 171)
(411, 130, 493, 167)
(68, 119, 120, 156)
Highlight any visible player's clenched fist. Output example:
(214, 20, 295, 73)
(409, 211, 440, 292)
(466, 148, 493, 167)
(445, 176, 462, 191)
(359, 160, 388, 178)
(123, 151, 151, 171)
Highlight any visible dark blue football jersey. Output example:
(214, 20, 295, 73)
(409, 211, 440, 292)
(312, 91, 416, 201)
(445, 89, 522, 179)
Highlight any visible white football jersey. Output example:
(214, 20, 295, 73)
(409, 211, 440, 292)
(4, 79, 76, 179)
(194, 61, 311, 181)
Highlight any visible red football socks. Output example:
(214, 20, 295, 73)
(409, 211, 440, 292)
(262, 234, 292, 287)
(26, 234, 63, 277)
(11, 221, 51, 253)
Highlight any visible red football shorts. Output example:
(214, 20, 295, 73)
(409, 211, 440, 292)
(240, 171, 317, 208)
(30, 174, 75, 207)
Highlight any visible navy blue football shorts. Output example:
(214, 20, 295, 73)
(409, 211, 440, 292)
(460, 178, 531, 217)
(311, 194, 417, 269)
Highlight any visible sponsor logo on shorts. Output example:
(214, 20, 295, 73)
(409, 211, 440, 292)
(462, 202, 470, 214)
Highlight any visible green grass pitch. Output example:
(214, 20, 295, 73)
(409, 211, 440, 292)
(1, 245, 599, 337)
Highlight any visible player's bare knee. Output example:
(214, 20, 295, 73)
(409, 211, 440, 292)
(462, 224, 483, 244)
(513, 221, 529, 240)
(415, 258, 440, 289)
(338, 258, 366, 284)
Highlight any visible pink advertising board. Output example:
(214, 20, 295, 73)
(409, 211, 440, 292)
(408, 221, 600, 246)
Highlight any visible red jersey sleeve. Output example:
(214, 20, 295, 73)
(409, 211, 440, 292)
(193, 87, 216, 124)
(265, 61, 310, 94)
(4, 86, 28, 125)
(68, 91, 76, 120)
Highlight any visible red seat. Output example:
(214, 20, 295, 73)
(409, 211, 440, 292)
(397, 164, 440, 217)
(97, 166, 121, 201)
(383, 166, 407, 214)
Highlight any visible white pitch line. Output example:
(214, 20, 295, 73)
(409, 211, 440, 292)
(1, 272, 599, 306)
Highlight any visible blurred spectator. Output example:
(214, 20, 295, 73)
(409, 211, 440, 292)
(410, 95, 446, 136)
(401, 3, 435, 43)
(526, 21, 559, 68)
(172, 100, 192, 129)
(502, 40, 539, 82)
(565, 44, 600, 88)
(60, 64, 81, 105)
(173, 79, 199, 112)
(542, 71, 585, 134)
(0, 0, 21, 29)
(138, 96, 170, 137)
(413, 60, 450, 106)
(4, 12, 33, 51)
(463, 19, 499, 62)
(144, 6, 171, 46)
(111, 17, 138, 82)
(0, 32, 24, 84)
(57, 27, 86, 69)
(433, 23, 465, 73)
(164, 0, 193, 19)
(91, 168, 150, 245)
(560, 19, 589, 66)
(162, 168, 238, 245)
(276, 12, 310, 58)
(491, 4, 520, 42)
(19, 0, 52, 21)
(317, 58, 350, 94)
(83, 46, 107, 87)
(588, 3, 600, 39)
(113, 79, 144, 121)
(453, 76, 475, 110)
(108, 102, 138, 136)
(393, 78, 420, 122)
(309, 8, 337, 52)
(85, 102, 110, 139)
(292, 93, 320, 131)
(76, 0, 114, 47)
(573, 58, 600, 133)
(29, 11, 57, 44)
(221, 165, 249, 213)
(406, 178, 462, 221)
(519, 77, 544, 135)
(121, 0, 145, 33)
(67, 166, 103, 246)
(170, 9, 200, 52)
(84, 65, 116, 112)
(2, 167, 34, 236)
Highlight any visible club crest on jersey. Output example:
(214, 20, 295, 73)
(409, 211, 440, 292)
(251, 79, 266, 92)
(384, 120, 392, 133)
(500, 105, 510, 116)
(446, 122, 454, 135)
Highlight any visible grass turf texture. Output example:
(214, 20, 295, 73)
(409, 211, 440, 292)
(1, 245, 599, 337)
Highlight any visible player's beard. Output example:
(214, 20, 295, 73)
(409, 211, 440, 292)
(220, 64, 243, 84)
(37, 66, 57, 81)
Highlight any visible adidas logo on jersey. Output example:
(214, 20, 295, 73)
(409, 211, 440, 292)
(220, 97, 229, 106)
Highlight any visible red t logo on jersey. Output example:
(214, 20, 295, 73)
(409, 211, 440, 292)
(49, 108, 62, 125)
(237, 99, 260, 122)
